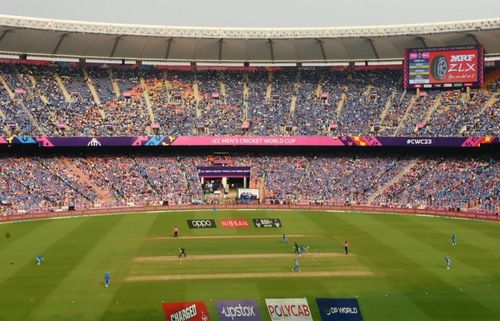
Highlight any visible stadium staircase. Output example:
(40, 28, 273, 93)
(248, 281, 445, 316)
(378, 90, 397, 124)
(54, 73, 75, 103)
(193, 80, 202, 118)
(265, 72, 273, 103)
(420, 92, 443, 129)
(0, 75, 15, 99)
(139, 77, 156, 124)
(82, 67, 102, 106)
(288, 71, 300, 126)
(394, 94, 418, 136)
(162, 71, 171, 94)
(12, 67, 47, 134)
(108, 69, 121, 98)
(220, 76, 227, 104)
(62, 158, 113, 205)
(335, 86, 348, 118)
(368, 159, 421, 204)
(243, 73, 249, 121)
(478, 91, 498, 115)
(363, 84, 373, 100)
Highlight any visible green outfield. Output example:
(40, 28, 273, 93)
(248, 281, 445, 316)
(0, 210, 499, 321)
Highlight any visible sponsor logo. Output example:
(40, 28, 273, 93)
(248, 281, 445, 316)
(87, 138, 102, 146)
(316, 298, 363, 321)
(406, 138, 432, 145)
(187, 219, 217, 229)
(450, 54, 475, 62)
(265, 298, 313, 321)
(253, 219, 282, 228)
(220, 219, 249, 228)
(216, 300, 262, 321)
(162, 301, 211, 321)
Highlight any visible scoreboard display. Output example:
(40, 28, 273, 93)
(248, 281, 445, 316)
(404, 45, 484, 89)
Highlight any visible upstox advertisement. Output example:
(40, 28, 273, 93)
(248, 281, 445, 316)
(265, 298, 313, 321)
(162, 301, 211, 321)
(216, 300, 263, 321)
(316, 298, 363, 321)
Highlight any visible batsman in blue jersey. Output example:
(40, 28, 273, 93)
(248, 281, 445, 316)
(36, 254, 44, 265)
(292, 258, 301, 272)
(104, 272, 111, 288)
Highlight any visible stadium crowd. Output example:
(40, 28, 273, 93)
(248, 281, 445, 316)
(0, 155, 497, 215)
(0, 62, 497, 137)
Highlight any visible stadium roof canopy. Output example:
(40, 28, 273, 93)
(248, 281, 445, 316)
(0, 15, 499, 64)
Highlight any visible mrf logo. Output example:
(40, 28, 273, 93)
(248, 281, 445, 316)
(162, 301, 211, 321)
(316, 298, 363, 321)
(265, 298, 313, 321)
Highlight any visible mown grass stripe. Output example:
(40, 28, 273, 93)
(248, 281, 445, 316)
(0, 216, 121, 321)
(338, 213, 500, 321)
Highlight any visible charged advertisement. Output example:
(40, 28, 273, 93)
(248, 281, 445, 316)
(265, 298, 313, 321)
(405, 45, 483, 88)
(316, 298, 363, 321)
(187, 219, 217, 229)
(216, 300, 263, 321)
(162, 301, 211, 321)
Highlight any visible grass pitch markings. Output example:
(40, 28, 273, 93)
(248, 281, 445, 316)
(125, 270, 374, 282)
(149, 234, 320, 240)
(133, 252, 346, 262)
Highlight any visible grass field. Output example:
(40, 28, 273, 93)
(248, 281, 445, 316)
(0, 210, 499, 321)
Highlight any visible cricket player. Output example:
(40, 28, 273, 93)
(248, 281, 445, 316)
(344, 240, 349, 255)
(212, 206, 217, 215)
(104, 271, 111, 288)
(294, 242, 300, 254)
(451, 233, 457, 246)
(282, 234, 288, 244)
(173, 226, 179, 238)
(444, 256, 452, 270)
(178, 247, 187, 258)
(36, 254, 44, 265)
(292, 258, 301, 272)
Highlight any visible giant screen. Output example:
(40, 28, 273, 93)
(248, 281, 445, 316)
(404, 45, 484, 89)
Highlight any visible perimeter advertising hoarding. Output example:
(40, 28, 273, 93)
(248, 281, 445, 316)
(253, 219, 282, 228)
(238, 188, 260, 200)
(216, 300, 263, 321)
(265, 298, 313, 321)
(162, 301, 211, 321)
(187, 219, 217, 229)
(404, 45, 484, 89)
(220, 219, 250, 228)
(316, 298, 363, 321)
(1, 136, 497, 148)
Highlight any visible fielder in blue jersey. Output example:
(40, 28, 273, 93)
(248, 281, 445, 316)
(104, 272, 111, 288)
(451, 233, 457, 246)
(292, 258, 301, 272)
(282, 234, 288, 244)
(444, 256, 452, 270)
(36, 254, 44, 266)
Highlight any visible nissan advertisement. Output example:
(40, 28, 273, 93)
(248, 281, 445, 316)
(404, 45, 484, 89)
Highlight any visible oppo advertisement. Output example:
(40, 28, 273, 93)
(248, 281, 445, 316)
(404, 45, 484, 89)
